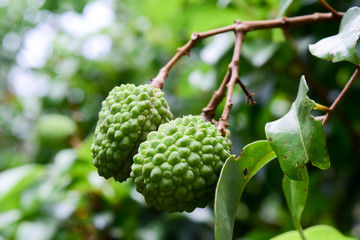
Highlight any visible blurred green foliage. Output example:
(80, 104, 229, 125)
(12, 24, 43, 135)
(0, 0, 359, 239)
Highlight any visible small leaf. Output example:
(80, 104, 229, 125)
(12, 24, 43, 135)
(265, 76, 330, 180)
(277, 0, 294, 18)
(309, 7, 360, 65)
(214, 140, 277, 240)
(271, 224, 357, 240)
(283, 166, 309, 238)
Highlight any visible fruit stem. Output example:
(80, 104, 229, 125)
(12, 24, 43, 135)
(217, 28, 246, 136)
(314, 103, 331, 112)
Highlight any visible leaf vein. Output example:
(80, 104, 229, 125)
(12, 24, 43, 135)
(294, 105, 309, 162)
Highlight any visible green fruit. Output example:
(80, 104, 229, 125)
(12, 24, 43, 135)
(91, 84, 173, 182)
(131, 115, 231, 212)
(37, 114, 77, 146)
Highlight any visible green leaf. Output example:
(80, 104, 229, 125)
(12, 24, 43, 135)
(277, 0, 294, 18)
(271, 225, 357, 240)
(15, 220, 58, 240)
(0, 165, 46, 211)
(242, 40, 280, 67)
(309, 7, 360, 65)
(265, 76, 330, 180)
(283, 166, 309, 238)
(214, 140, 277, 240)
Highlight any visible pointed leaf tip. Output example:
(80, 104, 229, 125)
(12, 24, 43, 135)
(265, 76, 330, 180)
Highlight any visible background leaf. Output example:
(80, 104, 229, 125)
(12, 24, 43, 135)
(271, 225, 357, 240)
(214, 140, 277, 240)
(277, 0, 294, 18)
(0, 0, 359, 239)
(0, 165, 45, 211)
(309, 7, 360, 65)
(265, 76, 330, 180)
(283, 166, 309, 238)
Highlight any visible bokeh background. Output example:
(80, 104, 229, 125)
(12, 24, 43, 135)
(1, 0, 360, 239)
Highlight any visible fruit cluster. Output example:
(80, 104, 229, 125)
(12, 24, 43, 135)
(91, 84, 173, 182)
(91, 84, 231, 212)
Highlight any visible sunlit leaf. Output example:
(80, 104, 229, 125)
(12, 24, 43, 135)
(277, 0, 294, 18)
(271, 224, 357, 240)
(283, 166, 308, 237)
(15, 220, 58, 240)
(0, 210, 22, 231)
(309, 7, 360, 65)
(0, 165, 45, 211)
(265, 76, 330, 180)
(242, 40, 280, 67)
(214, 140, 277, 240)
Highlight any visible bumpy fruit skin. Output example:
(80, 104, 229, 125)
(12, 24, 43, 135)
(91, 84, 173, 182)
(131, 115, 231, 212)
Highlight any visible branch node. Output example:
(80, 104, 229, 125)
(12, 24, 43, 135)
(318, 0, 342, 18)
(281, 16, 289, 26)
(245, 92, 256, 105)
(217, 121, 229, 137)
(191, 32, 200, 40)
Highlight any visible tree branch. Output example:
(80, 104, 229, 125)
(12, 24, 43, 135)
(318, 0, 343, 18)
(201, 68, 231, 122)
(151, 12, 344, 89)
(217, 30, 246, 135)
(321, 66, 360, 125)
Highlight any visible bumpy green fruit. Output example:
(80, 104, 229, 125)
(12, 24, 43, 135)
(131, 115, 231, 212)
(91, 84, 173, 182)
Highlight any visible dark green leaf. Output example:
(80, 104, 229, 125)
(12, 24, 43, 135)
(283, 166, 308, 238)
(214, 140, 277, 240)
(265, 76, 330, 180)
(271, 225, 357, 240)
(309, 7, 360, 64)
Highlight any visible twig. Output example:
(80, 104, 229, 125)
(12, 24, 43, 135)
(150, 12, 343, 89)
(322, 66, 360, 125)
(201, 69, 231, 122)
(217, 30, 246, 135)
(318, 0, 343, 18)
(237, 79, 256, 105)
(151, 33, 201, 89)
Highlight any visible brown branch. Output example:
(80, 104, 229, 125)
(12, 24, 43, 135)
(217, 31, 246, 136)
(237, 79, 256, 105)
(318, 0, 343, 18)
(201, 69, 231, 122)
(151, 33, 201, 89)
(151, 12, 344, 89)
(322, 66, 360, 125)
